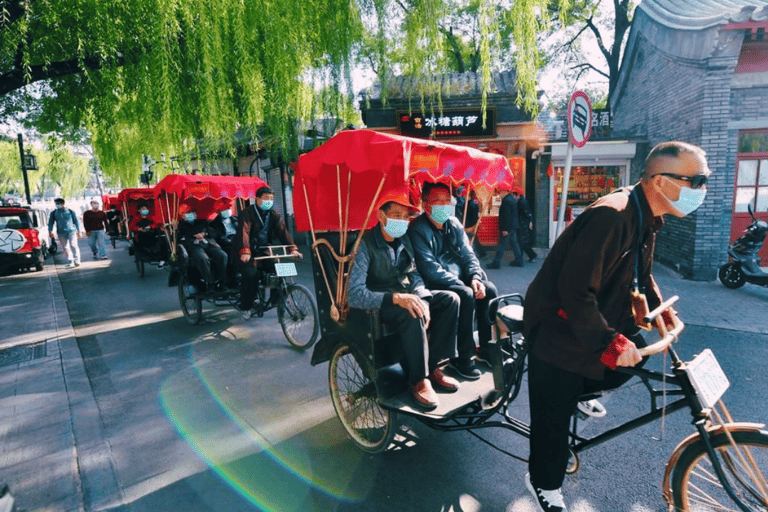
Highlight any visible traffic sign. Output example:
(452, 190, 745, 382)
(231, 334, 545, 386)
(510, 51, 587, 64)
(567, 91, 593, 148)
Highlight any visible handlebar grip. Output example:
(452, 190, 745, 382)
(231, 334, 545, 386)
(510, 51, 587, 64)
(643, 295, 679, 324)
(637, 321, 685, 357)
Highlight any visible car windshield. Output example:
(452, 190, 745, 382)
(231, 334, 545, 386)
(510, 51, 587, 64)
(0, 213, 32, 230)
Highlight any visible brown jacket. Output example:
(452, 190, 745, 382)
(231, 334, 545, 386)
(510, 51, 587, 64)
(523, 184, 663, 379)
(234, 204, 295, 259)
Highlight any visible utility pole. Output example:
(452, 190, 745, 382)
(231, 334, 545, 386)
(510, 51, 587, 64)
(17, 134, 32, 205)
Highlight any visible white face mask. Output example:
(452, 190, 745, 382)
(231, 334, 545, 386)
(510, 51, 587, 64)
(664, 178, 707, 216)
(383, 217, 409, 239)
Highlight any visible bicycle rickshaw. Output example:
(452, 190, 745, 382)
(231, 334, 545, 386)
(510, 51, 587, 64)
(101, 193, 126, 247)
(155, 174, 319, 350)
(295, 129, 768, 512)
(117, 187, 166, 276)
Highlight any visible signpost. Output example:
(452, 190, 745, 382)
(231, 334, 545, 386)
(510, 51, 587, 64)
(556, 91, 593, 237)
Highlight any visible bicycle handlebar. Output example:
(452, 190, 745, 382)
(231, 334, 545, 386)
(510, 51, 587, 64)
(251, 245, 302, 261)
(637, 295, 685, 357)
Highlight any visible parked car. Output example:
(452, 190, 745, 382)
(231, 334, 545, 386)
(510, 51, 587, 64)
(0, 206, 44, 273)
(25, 207, 55, 258)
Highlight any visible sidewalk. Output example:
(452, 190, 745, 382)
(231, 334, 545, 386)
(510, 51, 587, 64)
(0, 248, 766, 511)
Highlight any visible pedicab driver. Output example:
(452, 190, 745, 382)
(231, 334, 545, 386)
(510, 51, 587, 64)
(408, 182, 498, 381)
(234, 186, 300, 318)
(348, 190, 460, 410)
(522, 141, 709, 512)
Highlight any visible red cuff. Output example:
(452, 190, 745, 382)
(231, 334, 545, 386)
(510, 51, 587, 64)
(600, 333, 632, 370)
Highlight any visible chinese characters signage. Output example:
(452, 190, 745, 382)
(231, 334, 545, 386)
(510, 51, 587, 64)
(398, 109, 496, 138)
(538, 108, 612, 142)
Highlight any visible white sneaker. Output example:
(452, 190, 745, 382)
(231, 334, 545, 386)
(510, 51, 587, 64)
(65, 262, 76, 268)
(577, 399, 606, 418)
(525, 473, 568, 512)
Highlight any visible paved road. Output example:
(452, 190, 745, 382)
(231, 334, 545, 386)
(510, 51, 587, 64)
(1, 240, 767, 511)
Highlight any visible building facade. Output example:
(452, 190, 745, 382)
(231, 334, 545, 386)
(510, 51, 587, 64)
(610, 0, 768, 280)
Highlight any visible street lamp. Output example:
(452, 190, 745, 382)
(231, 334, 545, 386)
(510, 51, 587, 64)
(17, 134, 36, 205)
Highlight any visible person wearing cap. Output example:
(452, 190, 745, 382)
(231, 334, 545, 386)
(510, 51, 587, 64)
(348, 190, 460, 410)
(512, 187, 537, 263)
(522, 141, 707, 512)
(83, 200, 109, 260)
(408, 182, 498, 381)
(234, 186, 300, 317)
(178, 203, 228, 291)
(487, 183, 523, 269)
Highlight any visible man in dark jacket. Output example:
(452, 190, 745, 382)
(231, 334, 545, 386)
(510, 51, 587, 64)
(178, 203, 228, 291)
(513, 187, 537, 263)
(408, 182, 498, 381)
(234, 186, 300, 317)
(455, 186, 485, 258)
(348, 190, 460, 410)
(487, 183, 523, 268)
(207, 198, 239, 256)
(522, 141, 708, 512)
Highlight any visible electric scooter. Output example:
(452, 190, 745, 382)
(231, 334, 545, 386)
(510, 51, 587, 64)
(719, 203, 768, 289)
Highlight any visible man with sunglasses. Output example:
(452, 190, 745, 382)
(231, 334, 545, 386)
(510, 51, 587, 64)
(521, 141, 709, 512)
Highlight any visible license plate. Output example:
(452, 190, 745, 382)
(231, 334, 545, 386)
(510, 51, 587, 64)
(275, 262, 297, 277)
(685, 349, 730, 409)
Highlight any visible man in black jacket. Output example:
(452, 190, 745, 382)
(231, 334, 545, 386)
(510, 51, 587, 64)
(178, 203, 228, 291)
(408, 182, 498, 380)
(513, 187, 537, 263)
(487, 183, 523, 268)
(234, 187, 300, 317)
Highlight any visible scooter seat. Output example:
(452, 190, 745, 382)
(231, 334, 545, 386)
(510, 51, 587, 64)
(497, 304, 524, 333)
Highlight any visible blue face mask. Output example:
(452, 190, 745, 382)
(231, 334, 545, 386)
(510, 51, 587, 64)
(220, 209, 232, 219)
(140, 209, 149, 216)
(665, 179, 707, 216)
(184, 212, 196, 222)
(259, 200, 273, 210)
(428, 204, 453, 224)
(383, 217, 409, 239)
(56, 204, 63, 210)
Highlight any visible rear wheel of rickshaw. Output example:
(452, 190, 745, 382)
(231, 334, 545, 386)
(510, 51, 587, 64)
(178, 274, 202, 325)
(329, 344, 397, 453)
(278, 283, 319, 350)
(135, 256, 145, 277)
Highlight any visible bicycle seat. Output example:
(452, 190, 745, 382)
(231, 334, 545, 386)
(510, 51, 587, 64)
(497, 304, 524, 333)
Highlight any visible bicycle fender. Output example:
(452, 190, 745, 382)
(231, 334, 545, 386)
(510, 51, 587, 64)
(661, 422, 766, 510)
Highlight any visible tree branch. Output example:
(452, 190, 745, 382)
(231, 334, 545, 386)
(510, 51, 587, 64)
(585, 16, 611, 63)
(570, 62, 609, 80)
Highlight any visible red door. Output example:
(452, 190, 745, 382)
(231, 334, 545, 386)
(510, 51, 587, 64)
(732, 152, 768, 265)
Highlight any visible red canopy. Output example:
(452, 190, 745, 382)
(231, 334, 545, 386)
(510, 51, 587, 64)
(153, 174, 268, 223)
(116, 187, 158, 223)
(294, 129, 515, 232)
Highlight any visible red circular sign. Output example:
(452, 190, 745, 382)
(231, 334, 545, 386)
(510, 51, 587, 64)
(567, 91, 593, 148)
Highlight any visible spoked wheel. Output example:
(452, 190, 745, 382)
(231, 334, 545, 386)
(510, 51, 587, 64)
(178, 274, 203, 325)
(671, 429, 768, 511)
(135, 256, 145, 277)
(329, 344, 396, 453)
(719, 263, 746, 289)
(278, 283, 319, 350)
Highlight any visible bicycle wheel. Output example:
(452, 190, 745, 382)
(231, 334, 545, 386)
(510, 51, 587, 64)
(329, 344, 396, 453)
(671, 429, 768, 511)
(178, 274, 202, 325)
(278, 283, 319, 350)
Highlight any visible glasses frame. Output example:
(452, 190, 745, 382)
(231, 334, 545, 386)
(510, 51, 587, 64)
(658, 173, 708, 189)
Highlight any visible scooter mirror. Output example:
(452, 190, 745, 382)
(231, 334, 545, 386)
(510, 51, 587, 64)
(748, 202, 755, 218)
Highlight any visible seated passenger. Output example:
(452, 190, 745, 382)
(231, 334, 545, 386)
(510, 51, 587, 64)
(348, 190, 460, 410)
(177, 203, 228, 291)
(207, 198, 238, 256)
(408, 182, 499, 381)
(129, 205, 168, 265)
(106, 205, 124, 237)
(233, 186, 300, 318)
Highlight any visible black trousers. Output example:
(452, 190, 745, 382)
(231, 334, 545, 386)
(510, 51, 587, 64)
(527, 332, 647, 490)
(238, 260, 277, 310)
(518, 227, 537, 260)
(379, 290, 459, 385)
(186, 241, 227, 285)
(433, 279, 497, 361)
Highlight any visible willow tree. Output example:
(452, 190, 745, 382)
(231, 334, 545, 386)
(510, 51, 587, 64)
(2, 0, 570, 184)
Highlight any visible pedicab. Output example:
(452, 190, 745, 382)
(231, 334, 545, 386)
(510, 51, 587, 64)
(101, 194, 126, 247)
(296, 130, 768, 511)
(117, 187, 165, 276)
(155, 174, 319, 350)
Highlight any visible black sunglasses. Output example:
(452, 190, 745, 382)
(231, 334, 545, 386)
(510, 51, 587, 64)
(658, 173, 708, 189)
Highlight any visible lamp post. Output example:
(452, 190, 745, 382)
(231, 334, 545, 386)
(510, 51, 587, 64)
(17, 134, 37, 205)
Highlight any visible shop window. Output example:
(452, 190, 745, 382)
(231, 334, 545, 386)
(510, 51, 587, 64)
(554, 165, 621, 219)
(735, 158, 768, 213)
(739, 132, 768, 153)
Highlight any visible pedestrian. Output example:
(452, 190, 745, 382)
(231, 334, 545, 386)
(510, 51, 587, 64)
(83, 200, 109, 260)
(47, 198, 81, 268)
(512, 187, 537, 263)
(487, 183, 523, 268)
(522, 141, 709, 512)
(455, 186, 486, 258)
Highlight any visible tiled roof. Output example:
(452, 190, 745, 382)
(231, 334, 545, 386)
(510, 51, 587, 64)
(362, 70, 518, 101)
(639, 0, 768, 30)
